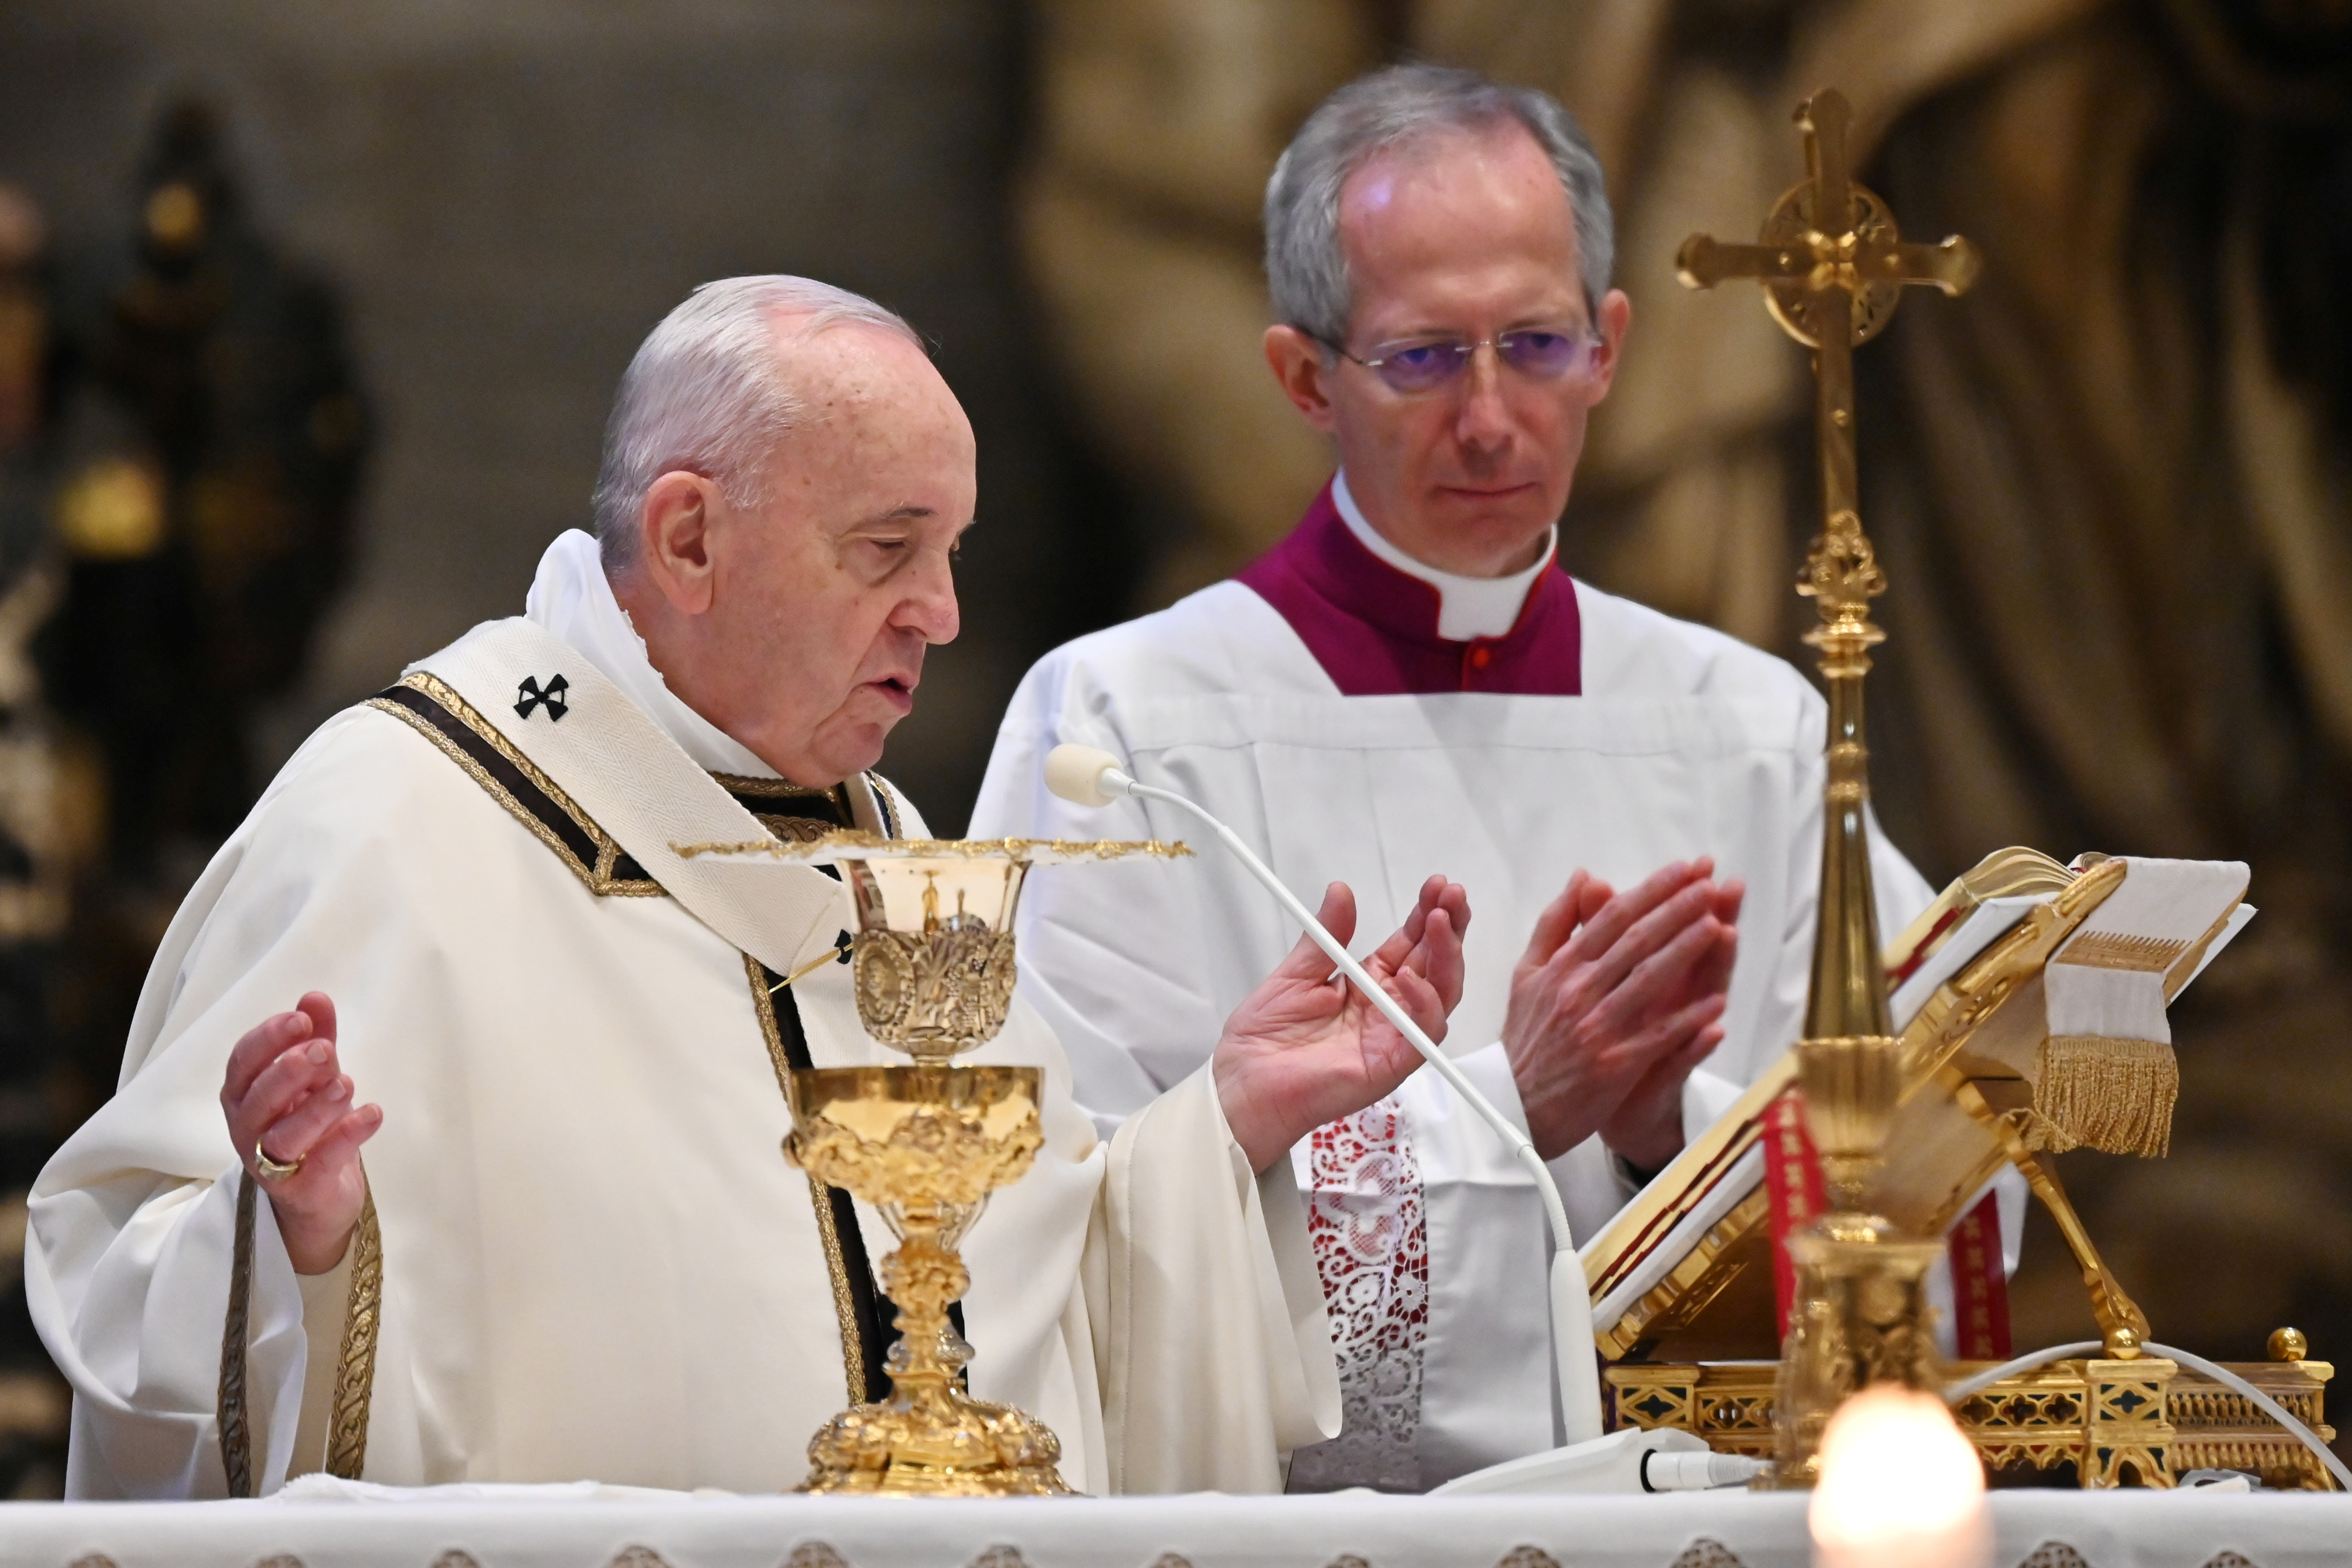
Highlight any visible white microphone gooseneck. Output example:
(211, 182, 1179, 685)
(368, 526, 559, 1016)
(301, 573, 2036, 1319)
(1043, 744, 1605, 1442)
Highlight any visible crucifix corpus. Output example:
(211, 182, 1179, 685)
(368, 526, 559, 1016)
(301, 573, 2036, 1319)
(1677, 88, 1981, 1483)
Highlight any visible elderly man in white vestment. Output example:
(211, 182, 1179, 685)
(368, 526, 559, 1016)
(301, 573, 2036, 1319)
(25, 276, 1479, 1499)
(969, 66, 1986, 1492)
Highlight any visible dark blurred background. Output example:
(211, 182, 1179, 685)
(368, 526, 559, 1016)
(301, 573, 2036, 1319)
(0, 0, 2345, 1494)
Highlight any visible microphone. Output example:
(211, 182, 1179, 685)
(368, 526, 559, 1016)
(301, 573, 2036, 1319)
(1042, 743, 1605, 1444)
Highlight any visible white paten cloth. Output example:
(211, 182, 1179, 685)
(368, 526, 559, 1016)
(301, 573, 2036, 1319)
(968, 573, 1938, 1490)
(25, 532, 1337, 1499)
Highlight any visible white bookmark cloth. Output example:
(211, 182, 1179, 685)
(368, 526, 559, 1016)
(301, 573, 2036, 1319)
(2044, 857, 2249, 1043)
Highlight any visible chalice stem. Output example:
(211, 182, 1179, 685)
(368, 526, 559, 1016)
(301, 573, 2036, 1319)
(880, 1214, 973, 1403)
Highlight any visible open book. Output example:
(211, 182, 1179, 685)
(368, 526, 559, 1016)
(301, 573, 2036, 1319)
(1579, 848, 2253, 1362)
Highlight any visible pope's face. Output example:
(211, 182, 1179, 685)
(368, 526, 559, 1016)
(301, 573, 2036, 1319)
(656, 324, 973, 787)
(1266, 122, 1629, 578)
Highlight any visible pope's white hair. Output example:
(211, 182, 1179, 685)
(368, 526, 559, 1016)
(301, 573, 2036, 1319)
(591, 275, 921, 572)
(1264, 64, 1613, 347)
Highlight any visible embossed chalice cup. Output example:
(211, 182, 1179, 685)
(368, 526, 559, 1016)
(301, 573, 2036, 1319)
(680, 832, 1186, 1496)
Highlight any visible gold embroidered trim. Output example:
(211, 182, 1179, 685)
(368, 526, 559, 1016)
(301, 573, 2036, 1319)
(755, 814, 846, 845)
(367, 672, 664, 898)
(219, 1168, 258, 1497)
(2056, 932, 2190, 973)
(326, 1186, 383, 1478)
(715, 771, 839, 801)
(2165, 900, 2247, 1001)
(865, 771, 902, 839)
(745, 950, 866, 1404)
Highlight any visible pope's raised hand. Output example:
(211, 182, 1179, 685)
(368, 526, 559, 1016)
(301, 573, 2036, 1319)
(218, 993, 382, 1275)
(1213, 875, 1469, 1173)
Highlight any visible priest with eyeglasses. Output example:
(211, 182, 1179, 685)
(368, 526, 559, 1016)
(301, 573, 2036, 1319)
(971, 64, 1980, 1493)
(25, 276, 1475, 1499)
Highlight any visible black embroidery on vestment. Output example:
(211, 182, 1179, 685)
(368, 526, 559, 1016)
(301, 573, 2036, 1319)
(515, 673, 569, 721)
(761, 967, 896, 1404)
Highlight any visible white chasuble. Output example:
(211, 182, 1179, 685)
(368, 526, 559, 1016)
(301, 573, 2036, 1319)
(969, 573, 1939, 1490)
(27, 532, 1336, 1499)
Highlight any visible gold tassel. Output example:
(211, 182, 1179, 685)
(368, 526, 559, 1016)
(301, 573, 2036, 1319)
(2034, 1035, 2177, 1157)
(2012, 1106, 2080, 1155)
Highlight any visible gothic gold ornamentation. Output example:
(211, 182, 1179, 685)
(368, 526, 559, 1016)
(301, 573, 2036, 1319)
(789, 1064, 1066, 1495)
(1608, 1355, 2336, 1489)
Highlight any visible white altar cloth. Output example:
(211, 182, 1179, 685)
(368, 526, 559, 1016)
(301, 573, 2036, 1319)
(2, 1490, 2346, 1568)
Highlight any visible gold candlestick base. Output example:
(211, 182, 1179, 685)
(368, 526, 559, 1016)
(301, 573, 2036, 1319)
(788, 1065, 1071, 1496)
(1771, 1212, 1945, 1488)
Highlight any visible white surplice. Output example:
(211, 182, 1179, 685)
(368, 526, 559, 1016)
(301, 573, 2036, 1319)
(968, 556, 1939, 1491)
(27, 531, 1336, 1500)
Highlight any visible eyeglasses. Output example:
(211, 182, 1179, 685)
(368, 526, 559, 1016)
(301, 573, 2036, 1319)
(1323, 327, 1606, 396)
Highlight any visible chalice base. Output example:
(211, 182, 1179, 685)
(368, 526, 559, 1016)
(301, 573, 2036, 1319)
(800, 1387, 1072, 1496)
(787, 1063, 1071, 1497)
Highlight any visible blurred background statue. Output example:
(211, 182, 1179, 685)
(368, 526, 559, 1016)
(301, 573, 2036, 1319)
(44, 97, 368, 916)
(0, 97, 370, 1494)
(1022, 0, 2352, 1373)
(0, 180, 79, 1495)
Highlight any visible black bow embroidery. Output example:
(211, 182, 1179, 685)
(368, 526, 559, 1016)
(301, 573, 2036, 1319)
(515, 674, 570, 721)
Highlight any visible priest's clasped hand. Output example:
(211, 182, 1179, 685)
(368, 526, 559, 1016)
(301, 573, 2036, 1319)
(219, 993, 383, 1275)
(1213, 874, 1469, 1173)
(1504, 858, 1743, 1170)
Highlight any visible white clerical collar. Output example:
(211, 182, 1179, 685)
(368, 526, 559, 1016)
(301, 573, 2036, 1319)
(523, 529, 781, 778)
(1332, 470, 1557, 642)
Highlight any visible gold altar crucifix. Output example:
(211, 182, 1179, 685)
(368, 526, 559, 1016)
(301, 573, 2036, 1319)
(1677, 89, 1982, 1483)
(1676, 86, 1980, 1061)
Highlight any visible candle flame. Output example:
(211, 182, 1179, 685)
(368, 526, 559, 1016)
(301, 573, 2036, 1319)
(1810, 1386, 1989, 1568)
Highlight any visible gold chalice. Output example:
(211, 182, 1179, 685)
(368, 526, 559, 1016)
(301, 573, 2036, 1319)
(681, 831, 1186, 1496)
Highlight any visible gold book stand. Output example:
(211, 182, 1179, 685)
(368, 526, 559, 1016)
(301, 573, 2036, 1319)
(1583, 848, 2336, 1489)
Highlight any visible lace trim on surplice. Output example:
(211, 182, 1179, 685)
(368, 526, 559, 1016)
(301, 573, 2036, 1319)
(1285, 1096, 1430, 1493)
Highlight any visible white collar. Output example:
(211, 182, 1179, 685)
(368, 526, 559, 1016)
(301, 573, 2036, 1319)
(522, 529, 780, 778)
(1332, 470, 1557, 642)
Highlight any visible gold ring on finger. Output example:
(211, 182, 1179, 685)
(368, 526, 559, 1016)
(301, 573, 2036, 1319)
(254, 1141, 304, 1183)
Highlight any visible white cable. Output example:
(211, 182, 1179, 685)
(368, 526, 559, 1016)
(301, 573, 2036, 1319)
(1942, 1341, 2102, 1404)
(2146, 1341, 2352, 1493)
(1043, 745, 1606, 1442)
(1944, 1339, 2349, 1492)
